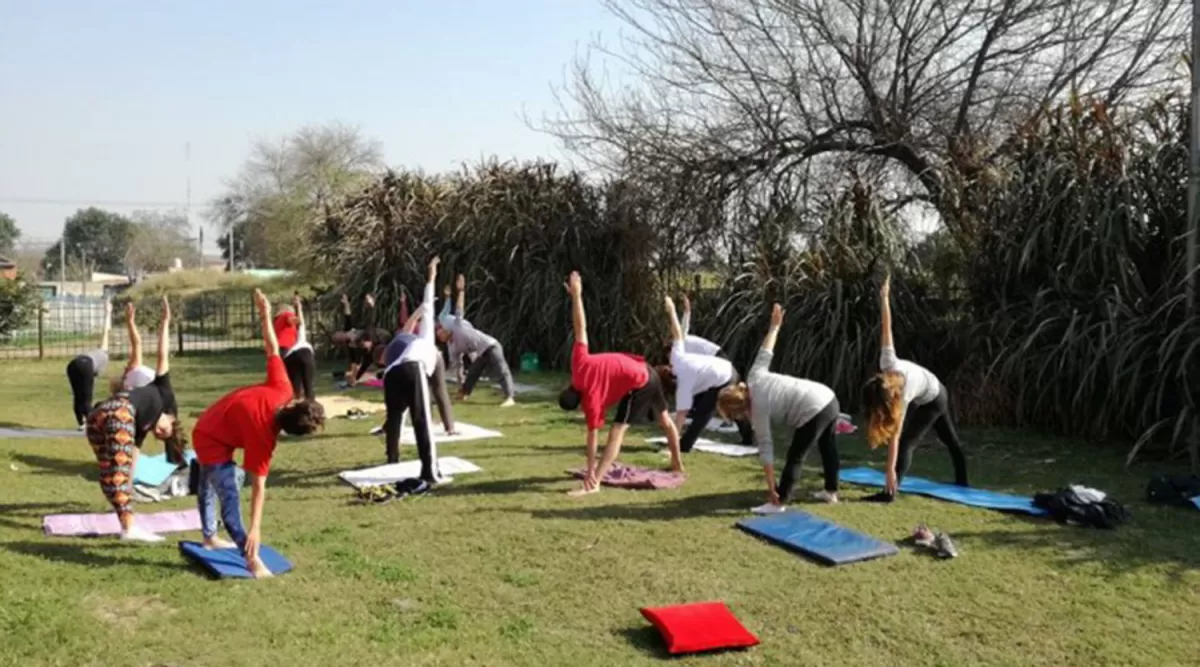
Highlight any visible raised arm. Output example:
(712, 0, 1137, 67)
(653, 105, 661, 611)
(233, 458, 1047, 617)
(565, 271, 587, 346)
(156, 296, 171, 376)
(99, 299, 113, 353)
(680, 293, 692, 336)
(340, 293, 352, 331)
(292, 293, 305, 329)
(454, 274, 466, 327)
(255, 289, 278, 357)
(419, 257, 439, 343)
(664, 296, 684, 343)
(880, 275, 893, 350)
(363, 293, 377, 332)
(124, 302, 142, 374)
(397, 291, 408, 331)
(439, 284, 453, 322)
(761, 303, 784, 353)
(402, 306, 423, 334)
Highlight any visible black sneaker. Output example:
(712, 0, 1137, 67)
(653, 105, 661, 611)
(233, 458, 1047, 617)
(862, 491, 896, 503)
(392, 478, 431, 498)
(933, 532, 959, 559)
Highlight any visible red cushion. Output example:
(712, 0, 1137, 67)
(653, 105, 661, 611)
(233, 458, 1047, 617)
(640, 601, 759, 655)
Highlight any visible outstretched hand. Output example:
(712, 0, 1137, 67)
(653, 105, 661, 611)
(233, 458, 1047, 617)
(400, 292, 408, 304)
(769, 303, 785, 329)
(160, 295, 171, 322)
(365, 293, 376, 308)
(428, 257, 440, 282)
(340, 293, 350, 307)
(455, 274, 465, 291)
(663, 295, 676, 312)
(292, 293, 302, 310)
(880, 274, 891, 299)
(682, 293, 691, 312)
(442, 284, 451, 298)
(104, 299, 113, 317)
(125, 302, 136, 322)
(565, 271, 582, 296)
(253, 289, 270, 314)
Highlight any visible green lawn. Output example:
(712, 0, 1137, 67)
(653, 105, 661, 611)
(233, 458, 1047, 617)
(0, 354, 1197, 667)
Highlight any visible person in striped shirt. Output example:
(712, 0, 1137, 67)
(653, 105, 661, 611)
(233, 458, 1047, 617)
(717, 303, 842, 513)
(435, 274, 516, 407)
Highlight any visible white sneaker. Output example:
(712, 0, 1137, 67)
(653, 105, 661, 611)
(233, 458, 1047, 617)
(751, 502, 787, 515)
(500, 398, 516, 407)
(120, 525, 165, 543)
(76, 424, 86, 432)
(368, 425, 384, 436)
(812, 490, 839, 504)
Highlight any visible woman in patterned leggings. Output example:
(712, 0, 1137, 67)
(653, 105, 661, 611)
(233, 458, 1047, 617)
(86, 297, 183, 543)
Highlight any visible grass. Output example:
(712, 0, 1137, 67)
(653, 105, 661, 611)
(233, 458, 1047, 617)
(0, 353, 1197, 667)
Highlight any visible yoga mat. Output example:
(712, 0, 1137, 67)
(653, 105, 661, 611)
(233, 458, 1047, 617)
(1191, 496, 1200, 511)
(134, 450, 196, 487)
(179, 541, 293, 579)
(566, 464, 685, 490)
(0, 427, 81, 439)
(737, 510, 898, 566)
(362, 377, 542, 394)
(338, 456, 482, 489)
(43, 509, 201, 537)
(683, 416, 855, 437)
(646, 436, 758, 458)
(373, 421, 502, 444)
(839, 467, 1048, 515)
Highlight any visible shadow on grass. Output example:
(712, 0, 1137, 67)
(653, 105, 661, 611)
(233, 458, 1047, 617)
(437, 475, 566, 497)
(616, 626, 670, 659)
(2, 540, 191, 572)
(0, 500, 92, 531)
(270, 467, 344, 490)
(12, 453, 96, 479)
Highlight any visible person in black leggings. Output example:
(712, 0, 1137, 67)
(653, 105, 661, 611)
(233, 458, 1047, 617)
(66, 300, 114, 428)
(281, 294, 316, 401)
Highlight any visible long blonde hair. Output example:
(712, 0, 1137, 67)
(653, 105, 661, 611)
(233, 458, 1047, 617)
(716, 383, 750, 421)
(862, 371, 905, 448)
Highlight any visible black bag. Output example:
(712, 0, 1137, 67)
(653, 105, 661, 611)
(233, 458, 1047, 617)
(1146, 474, 1200, 507)
(1033, 487, 1129, 529)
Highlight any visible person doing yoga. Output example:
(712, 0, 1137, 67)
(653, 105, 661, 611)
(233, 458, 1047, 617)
(275, 294, 315, 401)
(84, 297, 184, 542)
(659, 296, 754, 452)
(678, 293, 725, 357)
(862, 275, 968, 501)
(436, 274, 516, 406)
(436, 283, 477, 382)
(717, 303, 842, 513)
(191, 289, 326, 577)
(558, 271, 683, 496)
(66, 299, 113, 429)
(334, 293, 390, 387)
(379, 257, 446, 496)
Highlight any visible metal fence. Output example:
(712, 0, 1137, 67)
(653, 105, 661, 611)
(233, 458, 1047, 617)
(0, 294, 334, 360)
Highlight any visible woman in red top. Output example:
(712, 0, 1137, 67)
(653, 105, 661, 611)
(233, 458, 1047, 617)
(557, 271, 683, 495)
(274, 294, 316, 401)
(192, 289, 326, 578)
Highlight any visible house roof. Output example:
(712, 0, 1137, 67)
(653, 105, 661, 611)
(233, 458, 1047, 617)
(0, 255, 15, 268)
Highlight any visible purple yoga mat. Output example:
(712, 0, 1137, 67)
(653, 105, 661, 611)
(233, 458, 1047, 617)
(42, 509, 201, 537)
(567, 463, 686, 490)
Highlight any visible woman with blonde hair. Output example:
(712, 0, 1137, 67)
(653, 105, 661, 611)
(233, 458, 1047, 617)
(716, 303, 841, 513)
(861, 275, 968, 502)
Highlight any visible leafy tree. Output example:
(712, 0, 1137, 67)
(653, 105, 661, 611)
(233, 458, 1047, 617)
(125, 209, 196, 275)
(0, 211, 19, 256)
(0, 272, 41, 338)
(42, 208, 135, 278)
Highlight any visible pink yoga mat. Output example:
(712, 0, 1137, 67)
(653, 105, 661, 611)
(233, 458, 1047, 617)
(567, 464, 686, 490)
(361, 378, 383, 388)
(42, 509, 201, 537)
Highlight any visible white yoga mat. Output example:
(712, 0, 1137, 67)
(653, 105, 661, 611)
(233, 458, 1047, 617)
(0, 427, 82, 439)
(444, 377, 543, 394)
(646, 436, 758, 458)
(338, 457, 482, 489)
(372, 420, 502, 443)
(687, 419, 740, 434)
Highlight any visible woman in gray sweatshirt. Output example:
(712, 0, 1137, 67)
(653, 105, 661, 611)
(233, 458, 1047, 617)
(717, 304, 841, 514)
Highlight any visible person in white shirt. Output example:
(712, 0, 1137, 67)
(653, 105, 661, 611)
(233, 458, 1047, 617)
(717, 303, 842, 513)
(862, 275, 968, 502)
(380, 257, 444, 496)
(659, 296, 753, 452)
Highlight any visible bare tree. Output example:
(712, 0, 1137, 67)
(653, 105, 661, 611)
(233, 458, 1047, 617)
(125, 210, 196, 276)
(545, 0, 1186, 243)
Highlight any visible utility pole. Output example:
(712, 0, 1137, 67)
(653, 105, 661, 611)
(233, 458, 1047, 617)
(1188, 1, 1200, 472)
(59, 237, 65, 295)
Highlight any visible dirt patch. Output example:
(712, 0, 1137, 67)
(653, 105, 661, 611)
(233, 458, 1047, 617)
(87, 594, 177, 627)
(317, 395, 385, 416)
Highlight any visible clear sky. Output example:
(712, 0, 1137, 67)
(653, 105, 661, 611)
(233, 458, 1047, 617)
(0, 1, 623, 252)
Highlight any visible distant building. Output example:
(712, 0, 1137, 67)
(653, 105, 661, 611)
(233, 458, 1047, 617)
(38, 271, 131, 298)
(0, 256, 15, 280)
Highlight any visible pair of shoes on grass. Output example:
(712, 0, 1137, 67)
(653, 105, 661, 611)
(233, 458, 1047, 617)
(910, 523, 958, 559)
(355, 478, 442, 505)
(345, 408, 369, 421)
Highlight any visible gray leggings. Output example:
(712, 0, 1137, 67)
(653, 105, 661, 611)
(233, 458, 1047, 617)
(461, 345, 515, 399)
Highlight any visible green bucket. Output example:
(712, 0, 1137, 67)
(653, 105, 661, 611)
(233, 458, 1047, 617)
(520, 352, 540, 373)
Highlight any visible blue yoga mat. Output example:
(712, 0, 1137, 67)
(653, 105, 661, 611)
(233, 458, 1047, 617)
(178, 541, 293, 579)
(1190, 496, 1199, 511)
(737, 511, 898, 566)
(839, 467, 1047, 515)
(134, 450, 196, 487)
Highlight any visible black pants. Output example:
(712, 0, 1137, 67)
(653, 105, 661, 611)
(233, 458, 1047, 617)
(66, 356, 95, 426)
(679, 372, 754, 452)
(894, 386, 968, 487)
(614, 364, 668, 425)
(383, 361, 438, 481)
(462, 344, 515, 399)
(777, 399, 841, 500)
(284, 348, 315, 401)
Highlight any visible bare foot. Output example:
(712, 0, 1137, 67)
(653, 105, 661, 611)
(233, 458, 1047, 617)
(249, 560, 274, 579)
(203, 536, 236, 550)
(567, 481, 599, 497)
(669, 459, 685, 474)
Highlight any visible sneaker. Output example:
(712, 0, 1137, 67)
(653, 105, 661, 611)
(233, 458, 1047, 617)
(392, 478, 431, 498)
(862, 491, 896, 503)
(120, 525, 165, 543)
(911, 523, 936, 548)
(500, 398, 516, 407)
(751, 502, 787, 515)
(368, 425, 384, 436)
(77, 424, 86, 432)
(933, 532, 959, 559)
(812, 490, 839, 504)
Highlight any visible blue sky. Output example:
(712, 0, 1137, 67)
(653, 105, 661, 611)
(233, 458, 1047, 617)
(0, 1, 624, 252)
